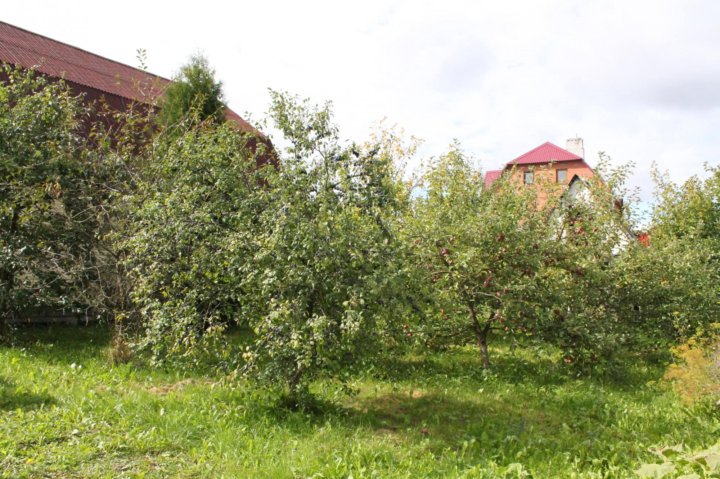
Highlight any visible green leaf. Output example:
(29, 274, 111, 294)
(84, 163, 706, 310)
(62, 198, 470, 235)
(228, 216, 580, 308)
(692, 450, 720, 470)
(634, 462, 676, 478)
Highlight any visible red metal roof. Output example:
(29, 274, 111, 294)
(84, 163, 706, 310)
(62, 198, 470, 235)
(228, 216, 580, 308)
(0, 21, 169, 102)
(508, 141, 582, 166)
(484, 169, 502, 188)
(0, 21, 255, 132)
(224, 108, 256, 133)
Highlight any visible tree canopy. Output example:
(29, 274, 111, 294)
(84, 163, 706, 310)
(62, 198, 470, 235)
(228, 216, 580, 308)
(2, 62, 717, 407)
(156, 55, 227, 129)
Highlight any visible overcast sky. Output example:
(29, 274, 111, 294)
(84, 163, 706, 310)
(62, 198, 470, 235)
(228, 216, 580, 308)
(4, 0, 720, 204)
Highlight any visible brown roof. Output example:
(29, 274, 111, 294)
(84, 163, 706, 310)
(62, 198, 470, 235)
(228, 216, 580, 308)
(0, 20, 256, 132)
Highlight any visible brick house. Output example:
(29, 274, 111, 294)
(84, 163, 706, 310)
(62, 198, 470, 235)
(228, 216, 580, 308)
(487, 138, 642, 248)
(484, 138, 595, 206)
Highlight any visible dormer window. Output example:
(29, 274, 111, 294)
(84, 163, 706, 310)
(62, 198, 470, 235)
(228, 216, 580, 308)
(524, 171, 534, 185)
(556, 169, 567, 183)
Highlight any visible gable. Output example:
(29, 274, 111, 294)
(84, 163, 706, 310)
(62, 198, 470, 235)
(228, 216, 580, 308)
(508, 141, 583, 166)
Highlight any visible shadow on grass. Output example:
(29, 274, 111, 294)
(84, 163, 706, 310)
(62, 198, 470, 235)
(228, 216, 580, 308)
(368, 345, 665, 392)
(248, 384, 621, 464)
(8, 323, 245, 382)
(9, 323, 113, 366)
(323, 383, 667, 460)
(371, 354, 566, 386)
(0, 376, 55, 411)
(347, 390, 552, 448)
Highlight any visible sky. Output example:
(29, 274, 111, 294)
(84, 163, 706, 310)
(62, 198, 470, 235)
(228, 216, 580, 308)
(4, 0, 720, 205)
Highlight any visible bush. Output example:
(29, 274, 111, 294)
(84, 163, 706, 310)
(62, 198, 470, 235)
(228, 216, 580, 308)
(664, 326, 720, 405)
(127, 92, 410, 404)
(125, 122, 269, 364)
(0, 65, 95, 329)
(240, 92, 410, 402)
(636, 442, 720, 478)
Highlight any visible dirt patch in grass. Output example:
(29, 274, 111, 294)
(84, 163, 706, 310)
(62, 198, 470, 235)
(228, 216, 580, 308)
(142, 378, 216, 396)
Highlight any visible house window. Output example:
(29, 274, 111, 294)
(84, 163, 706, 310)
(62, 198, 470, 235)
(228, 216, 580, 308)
(524, 171, 534, 185)
(557, 169, 567, 183)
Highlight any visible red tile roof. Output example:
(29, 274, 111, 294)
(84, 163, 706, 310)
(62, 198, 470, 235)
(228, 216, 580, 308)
(508, 141, 582, 165)
(484, 169, 502, 188)
(0, 21, 255, 132)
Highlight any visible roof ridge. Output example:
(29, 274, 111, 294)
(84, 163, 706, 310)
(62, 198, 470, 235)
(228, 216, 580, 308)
(0, 21, 172, 83)
(508, 141, 581, 166)
(0, 36, 168, 99)
(513, 141, 554, 162)
(525, 142, 549, 158)
(0, 20, 257, 133)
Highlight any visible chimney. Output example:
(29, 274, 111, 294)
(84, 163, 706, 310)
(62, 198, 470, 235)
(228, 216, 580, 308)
(566, 137, 584, 158)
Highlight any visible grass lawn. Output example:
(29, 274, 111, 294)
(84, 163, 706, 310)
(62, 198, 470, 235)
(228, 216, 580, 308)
(1, 325, 718, 478)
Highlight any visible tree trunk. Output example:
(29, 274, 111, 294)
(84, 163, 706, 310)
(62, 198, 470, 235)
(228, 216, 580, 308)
(468, 303, 492, 368)
(478, 329, 490, 368)
(286, 368, 310, 410)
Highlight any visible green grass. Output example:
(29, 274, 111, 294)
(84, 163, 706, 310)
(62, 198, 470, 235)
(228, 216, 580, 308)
(1, 326, 718, 478)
